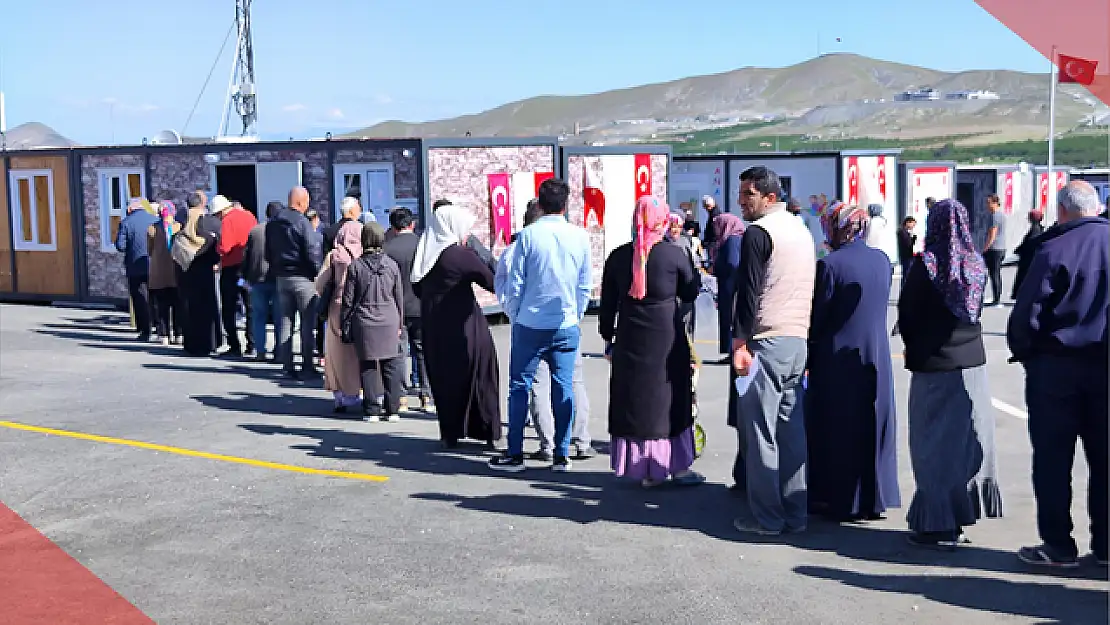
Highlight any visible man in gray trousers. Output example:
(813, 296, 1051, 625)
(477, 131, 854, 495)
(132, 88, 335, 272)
(264, 186, 323, 379)
(528, 356, 594, 461)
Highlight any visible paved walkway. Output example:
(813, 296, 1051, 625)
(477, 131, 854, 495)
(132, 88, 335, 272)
(0, 288, 1106, 624)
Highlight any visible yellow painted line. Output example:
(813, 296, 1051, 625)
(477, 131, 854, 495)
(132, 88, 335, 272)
(0, 420, 388, 483)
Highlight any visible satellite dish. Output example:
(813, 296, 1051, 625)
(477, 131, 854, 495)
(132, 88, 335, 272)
(151, 129, 182, 145)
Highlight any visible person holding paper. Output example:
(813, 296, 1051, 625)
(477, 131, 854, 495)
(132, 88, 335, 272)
(599, 196, 703, 488)
(730, 166, 816, 536)
(805, 203, 900, 523)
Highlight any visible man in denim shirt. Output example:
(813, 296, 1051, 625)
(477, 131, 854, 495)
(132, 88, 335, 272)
(490, 178, 591, 472)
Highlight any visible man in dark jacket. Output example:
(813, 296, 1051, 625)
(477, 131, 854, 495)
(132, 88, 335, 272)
(383, 208, 432, 411)
(1009, 180, 1109, 569)
(115, 199, 160, 341)
(265, 187, 323, 378)
(243, 201, 283, 361)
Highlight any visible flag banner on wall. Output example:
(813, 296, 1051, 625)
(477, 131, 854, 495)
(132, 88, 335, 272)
(846, 156, 859, 206)
(877, 155, 887, 202)
(487, 173, 512, 247)
(1004, 172, 1014, 214)
(509, 170, 555, 232)
(633, 154, 652, 201)
(584, 161, 606, 228)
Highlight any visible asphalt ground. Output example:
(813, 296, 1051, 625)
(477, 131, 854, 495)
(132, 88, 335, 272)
(1, 266, 1106, 624)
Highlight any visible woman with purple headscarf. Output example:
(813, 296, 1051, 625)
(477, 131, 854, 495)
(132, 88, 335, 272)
(806, 203, 900, 522)
(897, 199, 1003, 549)
(710, 213, 745, 358)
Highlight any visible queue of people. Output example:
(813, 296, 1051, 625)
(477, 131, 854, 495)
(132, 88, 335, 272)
(113, 172, 1107, 570)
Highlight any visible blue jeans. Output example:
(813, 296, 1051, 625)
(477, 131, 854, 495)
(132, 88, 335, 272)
(507, 324, 580, 457)
(249, 281, 282, 358)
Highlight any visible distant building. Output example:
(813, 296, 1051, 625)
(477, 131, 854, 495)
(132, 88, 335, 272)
(894, 87, 941, 102)
(945, 90, 1001, 100)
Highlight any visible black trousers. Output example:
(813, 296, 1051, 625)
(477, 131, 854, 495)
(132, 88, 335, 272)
(402, 316, 430, 397)
(982, 249, 1005, 304)
(219, 265, 252, 354)
(127, 275, 151, 338)
(1026, 355, 1109, 560)
(360, 356, 404, 414)
(151, 287, 180, 340)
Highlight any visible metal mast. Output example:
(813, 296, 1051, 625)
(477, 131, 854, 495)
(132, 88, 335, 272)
(218, 0, 257, 139)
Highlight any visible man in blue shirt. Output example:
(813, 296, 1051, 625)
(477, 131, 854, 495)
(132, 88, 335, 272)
(115, 199, 160, 341)
(490, 178, 592, 472)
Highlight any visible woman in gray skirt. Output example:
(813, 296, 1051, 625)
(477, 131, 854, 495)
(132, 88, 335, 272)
(896, 198, 1003, 549)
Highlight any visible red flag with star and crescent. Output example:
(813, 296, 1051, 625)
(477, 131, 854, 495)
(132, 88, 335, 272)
(487, 173, 512, 246)
(633, 154, 652, 201)
(1058, 54, 1098, 85)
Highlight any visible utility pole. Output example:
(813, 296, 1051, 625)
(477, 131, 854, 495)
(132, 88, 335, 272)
(219, 0, 258, 139)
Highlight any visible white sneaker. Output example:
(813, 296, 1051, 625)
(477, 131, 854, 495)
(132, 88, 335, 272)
(386, 414, 400, 423)
(365, 414, 380, 423)
(161, 338, 170, 346)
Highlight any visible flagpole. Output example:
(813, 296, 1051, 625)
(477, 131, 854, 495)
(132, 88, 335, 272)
(1047, 45, 1058, 181)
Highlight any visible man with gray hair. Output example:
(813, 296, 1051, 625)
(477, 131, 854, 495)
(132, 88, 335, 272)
(1008, 180, 1108, 569)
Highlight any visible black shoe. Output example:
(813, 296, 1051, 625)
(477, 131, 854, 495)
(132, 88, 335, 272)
(488, 454, 526, 472)
(1018, 544, 1080, 568)
(529, 449, 553, 462)
(244, 349, 257, 359)
(907, 531, 960, 551)
(283, 369, 300, 380)
(552, 456, 572, 472)
(137, 333, 151, 342)
(333, 405, 348, 414)
(570, 441, 596, 460)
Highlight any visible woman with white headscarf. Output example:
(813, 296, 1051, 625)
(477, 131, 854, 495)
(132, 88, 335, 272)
(412, 204, 501, 449)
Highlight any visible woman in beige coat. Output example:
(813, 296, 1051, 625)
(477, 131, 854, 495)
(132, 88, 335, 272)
(315, 220, 364, 412)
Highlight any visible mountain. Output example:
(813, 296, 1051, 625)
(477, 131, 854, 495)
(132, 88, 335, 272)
(347, 53, 1105, 144)
(1, 122, 77, 149)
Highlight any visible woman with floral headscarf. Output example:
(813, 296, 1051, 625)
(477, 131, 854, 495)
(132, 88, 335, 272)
(317, 220, 365, 413)
(805, 203, 901, 522)
(600, 196, 703, 487)
(147, 201, 181, 345)
(711, 213, 746, 357)
(898, 199, 1002, 549)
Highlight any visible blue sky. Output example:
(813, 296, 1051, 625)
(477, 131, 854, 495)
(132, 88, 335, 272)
(1, 0, 1051, 145)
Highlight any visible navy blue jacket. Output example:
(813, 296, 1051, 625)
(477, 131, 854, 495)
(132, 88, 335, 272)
(115, 210, 160, 277)
(264, 208, 323, 280)
(1007, 217, 1109, 363)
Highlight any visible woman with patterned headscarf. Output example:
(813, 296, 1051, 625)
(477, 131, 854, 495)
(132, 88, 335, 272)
(711, 213, 746, 359)
(147, 201, 181, 345)
(599, 196, 704, 488)
(805, 202, 901, 522)
(897, 199, 1002, 549)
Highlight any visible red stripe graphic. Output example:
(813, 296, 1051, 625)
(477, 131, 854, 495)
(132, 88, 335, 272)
(0, 502, 155, 624)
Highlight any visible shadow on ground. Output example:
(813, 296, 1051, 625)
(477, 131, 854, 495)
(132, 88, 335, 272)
(795, 565, 1107, 625)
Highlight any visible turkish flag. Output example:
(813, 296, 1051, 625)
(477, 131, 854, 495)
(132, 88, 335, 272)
(1059, 54, 1098, 85)
(584, 162, 606, 228)
(1004, 172, 1014, 214)
(877, 155, 887, 201)
(633, 154, 652, 201)
(846, 156, 859, 206)
(1039, 172, 1050, 210)
(487, 173, 512, 247)
(534, 171, 554, 191)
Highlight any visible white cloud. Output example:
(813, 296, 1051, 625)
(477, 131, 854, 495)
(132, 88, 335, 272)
(282, 103, 308, 112)
(327, 108, 345, 119)
(374, 94, 393, 105)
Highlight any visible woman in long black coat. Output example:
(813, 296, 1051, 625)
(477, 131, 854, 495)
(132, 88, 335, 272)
(172, 207, 223, 357)
(600, 196, 702, 488)
(806, 204, 901, 521)
(411, 205, 501, 448)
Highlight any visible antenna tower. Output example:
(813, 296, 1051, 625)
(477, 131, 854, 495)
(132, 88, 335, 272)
(218, 0, 257, 139)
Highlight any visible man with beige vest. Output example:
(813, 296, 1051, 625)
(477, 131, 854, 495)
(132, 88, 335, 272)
(730, 165, 816, 536)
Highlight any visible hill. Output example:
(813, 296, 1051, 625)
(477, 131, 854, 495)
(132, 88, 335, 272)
(0, 122, 77, 149)
(347, 53, 1105, 144)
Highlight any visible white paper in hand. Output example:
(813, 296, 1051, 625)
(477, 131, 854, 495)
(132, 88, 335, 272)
(733, 354, 762, 397)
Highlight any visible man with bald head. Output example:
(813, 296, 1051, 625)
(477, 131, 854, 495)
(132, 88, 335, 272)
(1009, 179, 1109, 568)
(265, 186, 323, 378)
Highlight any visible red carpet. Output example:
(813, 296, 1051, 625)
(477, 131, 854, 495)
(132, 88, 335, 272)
(0, 503, 154, 624)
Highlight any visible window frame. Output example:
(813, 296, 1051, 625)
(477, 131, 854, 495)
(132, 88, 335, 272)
(97, 168, 145, 253)
(8, 169, 58, 252)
